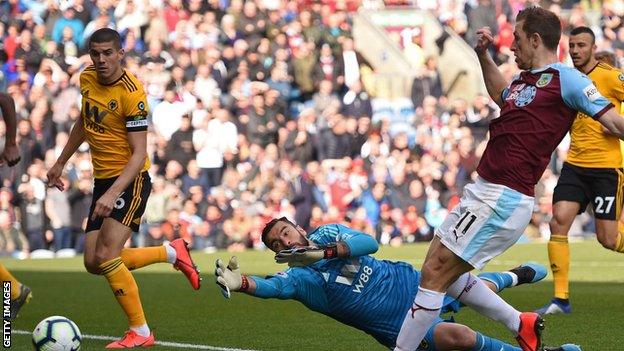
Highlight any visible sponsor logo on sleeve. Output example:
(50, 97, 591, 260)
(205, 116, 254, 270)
(582, 84, 601, 102)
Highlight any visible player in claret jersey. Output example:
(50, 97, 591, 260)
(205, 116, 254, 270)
(394, 7, 624, 351)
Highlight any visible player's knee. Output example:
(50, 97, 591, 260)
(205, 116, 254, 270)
(446, 325, 475, 349)
(597, 234, 617, 250)
(83, 258, 100, 275)
(90, 247, 118, 273)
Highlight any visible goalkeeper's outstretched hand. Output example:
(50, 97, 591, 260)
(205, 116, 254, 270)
(215, 256, 243, 299)
(275, 245, 337, 267)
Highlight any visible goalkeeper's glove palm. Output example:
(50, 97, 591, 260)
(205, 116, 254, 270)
(215, 256, 244, 299)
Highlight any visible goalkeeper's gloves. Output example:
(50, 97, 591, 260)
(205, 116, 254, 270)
(215, 256, 250, 299)
(274, 243, 338, 267)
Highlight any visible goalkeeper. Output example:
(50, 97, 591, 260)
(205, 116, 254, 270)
(215, 217, 580, 351)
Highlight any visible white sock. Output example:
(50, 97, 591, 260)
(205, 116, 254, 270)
(505, 271, 519, 286)
(130, 323, 151, 337)
(446, 272, 521, 333)
(165, 243, 177, 264)
(395, 287, 445, 351)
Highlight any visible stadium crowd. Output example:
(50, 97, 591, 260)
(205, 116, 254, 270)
(0, 0, 620, 257)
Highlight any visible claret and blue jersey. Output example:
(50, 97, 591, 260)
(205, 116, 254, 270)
(477, 62, 613, 197)
(249, 224, 451, 348)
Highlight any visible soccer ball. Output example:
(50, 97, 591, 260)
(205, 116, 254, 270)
(32, 316, 82, 351)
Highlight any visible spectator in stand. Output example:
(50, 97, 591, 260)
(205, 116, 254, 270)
(16, 181, 46, 251)
(342, 80, 372, 119)
(45, 175, 72, 251)
(161, 207, 191, 243)
(318, 115, 353, 160)
(410, 56, 443, 108)
(0, 211, 28, 258)
(51, 7, 84, 47)
(165, 114, 195, 168)
(314, 43, 344, 91)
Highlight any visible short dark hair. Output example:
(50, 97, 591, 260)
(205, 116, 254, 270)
(88, 28, 122, 50)
(516, 6, 562, 51)
(261, 217, 296, 246)
(570, 26, 595, 44)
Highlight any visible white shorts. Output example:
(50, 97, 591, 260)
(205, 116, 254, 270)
(435, 176, 535, 270)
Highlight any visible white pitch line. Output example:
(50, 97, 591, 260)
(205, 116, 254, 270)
(14, 330, 259, 351)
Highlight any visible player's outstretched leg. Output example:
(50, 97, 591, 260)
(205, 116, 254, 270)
(432, 323, 523, 351)
(120, 239, 201, 290)
(478, 262, 547, 292)
(446, 272, 544, 351)
(472, 331, 523, 351)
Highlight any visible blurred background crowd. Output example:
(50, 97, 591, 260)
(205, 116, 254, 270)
(0, 0, 620, 258)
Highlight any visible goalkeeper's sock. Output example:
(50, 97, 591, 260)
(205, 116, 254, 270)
(477, 272, 514, 293)
(472, 332, 521, 351)
(548, 234, 569, 300)
(120, 246, 168, 271)
(100, 258, 149, 335)
(0, 264, 21, 300)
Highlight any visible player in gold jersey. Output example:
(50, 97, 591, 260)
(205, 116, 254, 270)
(537, 27, 624, 316)
(46, 29, 200, 348)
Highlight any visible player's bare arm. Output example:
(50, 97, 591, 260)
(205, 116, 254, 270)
(0, 92, 20, 167)
(47, 118, 86, 191)
(91, 130, 147, 220)
(475, 27, 508, 108)
(598, 108, 624, 140)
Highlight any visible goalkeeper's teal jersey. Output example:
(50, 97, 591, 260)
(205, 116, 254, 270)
(251, 224, 456, 349)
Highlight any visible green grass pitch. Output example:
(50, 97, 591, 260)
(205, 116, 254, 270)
(2, 241, 622, 350)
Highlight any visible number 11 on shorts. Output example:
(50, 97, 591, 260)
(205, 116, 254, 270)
(453, 210, 477, 241)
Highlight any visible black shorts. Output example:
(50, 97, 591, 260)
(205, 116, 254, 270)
(553, 162, 624, 220)
(86, 172, 152, 233)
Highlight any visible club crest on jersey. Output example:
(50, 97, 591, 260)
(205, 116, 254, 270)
(513, 85, 536, 107)
(536, 73, 553, 87)
(108, 100, 118, 110)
